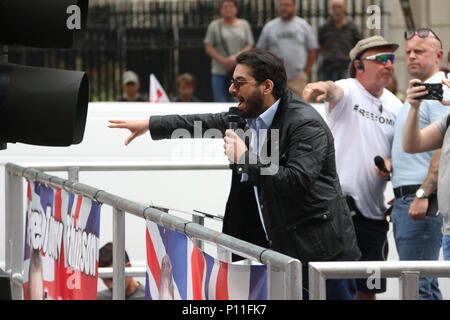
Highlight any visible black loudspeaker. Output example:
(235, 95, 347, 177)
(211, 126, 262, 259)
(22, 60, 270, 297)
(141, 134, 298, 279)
(0, 63, 89, 146)
(0, 268, 12, 300)
(0, 0, 90, 149)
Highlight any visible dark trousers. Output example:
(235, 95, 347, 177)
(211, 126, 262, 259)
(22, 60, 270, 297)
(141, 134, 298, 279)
(302, 265, 356, 300)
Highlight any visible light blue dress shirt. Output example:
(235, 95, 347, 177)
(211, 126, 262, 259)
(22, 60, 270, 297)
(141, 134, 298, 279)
(241, 99, 280, 239)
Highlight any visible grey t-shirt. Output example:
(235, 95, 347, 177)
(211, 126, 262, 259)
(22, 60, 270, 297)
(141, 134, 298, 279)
(436, 112, 450, 235)
(204, 19, 254, 75)
(256, 16, 318, 80)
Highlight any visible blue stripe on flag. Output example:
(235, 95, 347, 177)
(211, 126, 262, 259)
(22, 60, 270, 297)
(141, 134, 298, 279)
(35, 182, 54, 215)
(84, 201, 102, 236)
(203, 252, 215, 300)
(249, 265, 268, 300)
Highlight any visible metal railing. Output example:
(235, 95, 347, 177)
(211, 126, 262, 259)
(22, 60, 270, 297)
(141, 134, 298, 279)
(309, 260, 450, 300)
(7, 162, 449, 300)
(4, 162, 302, 300)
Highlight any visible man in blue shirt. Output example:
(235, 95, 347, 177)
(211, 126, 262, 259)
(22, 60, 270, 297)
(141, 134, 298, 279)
(376, 28, 450, 299)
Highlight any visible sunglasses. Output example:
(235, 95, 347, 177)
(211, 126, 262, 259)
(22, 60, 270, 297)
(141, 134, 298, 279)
(361, 53, 396, 65)
(230, 78, 254, 90)
(404, 28, 443, 48)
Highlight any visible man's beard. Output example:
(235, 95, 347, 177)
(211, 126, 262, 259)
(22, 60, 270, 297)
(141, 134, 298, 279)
(239, 89, 264, 119)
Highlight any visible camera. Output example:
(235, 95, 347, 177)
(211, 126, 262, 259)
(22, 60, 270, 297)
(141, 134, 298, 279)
(413, 83, 443, 101)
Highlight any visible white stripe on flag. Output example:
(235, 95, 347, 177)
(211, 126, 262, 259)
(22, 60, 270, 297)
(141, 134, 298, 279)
(186, 240, 194, 300)
(78, 197, 92, 229)
(146, 222, 165, 264)
(61, 190, 70, 227)
(227, 264, 251, 300)
(208, 260, 221, 300)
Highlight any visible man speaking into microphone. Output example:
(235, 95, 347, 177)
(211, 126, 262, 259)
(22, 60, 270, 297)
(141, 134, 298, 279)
(109, 48, 360, 300)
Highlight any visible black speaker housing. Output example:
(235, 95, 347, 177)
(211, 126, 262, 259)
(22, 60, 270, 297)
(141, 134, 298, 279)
(0, 63, 89, 146)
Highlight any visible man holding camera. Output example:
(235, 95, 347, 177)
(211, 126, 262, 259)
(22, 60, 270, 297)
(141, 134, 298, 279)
(402, 78, 450, 262)
(376, 28, 450, 300)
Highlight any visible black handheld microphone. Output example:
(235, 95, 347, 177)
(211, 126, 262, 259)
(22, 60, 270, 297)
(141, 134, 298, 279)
(374, 156, 391, 180)
(227, 107, 242, 170)
(228, 107, 241, 130)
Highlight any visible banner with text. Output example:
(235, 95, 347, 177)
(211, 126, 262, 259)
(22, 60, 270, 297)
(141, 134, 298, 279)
(23, 181, 102, 300)
(145, 221, 267, 300)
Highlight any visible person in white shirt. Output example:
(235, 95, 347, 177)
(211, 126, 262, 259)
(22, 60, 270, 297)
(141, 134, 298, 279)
(303, 36, 403, 300)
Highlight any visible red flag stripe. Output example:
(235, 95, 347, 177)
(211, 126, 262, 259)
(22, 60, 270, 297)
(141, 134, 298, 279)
(73, 195, 82, 228)
(54, 189, 62, 221)
(191, 246, 205, 300)
(27, 182, 32, 201)
(146, 228, 161, 290)
(216, 261, 229, 300)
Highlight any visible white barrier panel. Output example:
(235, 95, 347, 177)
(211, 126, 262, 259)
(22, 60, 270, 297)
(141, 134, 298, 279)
(0, 102, 326, 268)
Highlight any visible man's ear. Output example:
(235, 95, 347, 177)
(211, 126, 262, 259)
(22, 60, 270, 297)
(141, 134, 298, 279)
(436, 48, 444, 62)
(262, 79, 274, 95)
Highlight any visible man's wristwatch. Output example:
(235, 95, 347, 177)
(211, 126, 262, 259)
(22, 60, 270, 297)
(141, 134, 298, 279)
(415, 188, 428, 199)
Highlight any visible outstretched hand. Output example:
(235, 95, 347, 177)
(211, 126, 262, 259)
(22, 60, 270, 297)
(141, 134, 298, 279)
(108, 119, 149, 145)
(302, 82, 328, 102)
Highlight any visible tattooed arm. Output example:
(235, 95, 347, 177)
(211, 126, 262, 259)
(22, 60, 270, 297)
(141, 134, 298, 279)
(302, 81, 344, 112)
(408, 149, 441, 221)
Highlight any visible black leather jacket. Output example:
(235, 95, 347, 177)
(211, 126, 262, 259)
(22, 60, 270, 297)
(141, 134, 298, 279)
(150, 90, 361, 264)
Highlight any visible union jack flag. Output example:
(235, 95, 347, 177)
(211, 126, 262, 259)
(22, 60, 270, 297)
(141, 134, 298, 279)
(145, 221, 267, 300)
(23, 181, 101, 300)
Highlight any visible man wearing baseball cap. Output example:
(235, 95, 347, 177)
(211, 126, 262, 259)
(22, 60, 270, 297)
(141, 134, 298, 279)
(117, 70, 146, 102)
(303, 35, 403, 300)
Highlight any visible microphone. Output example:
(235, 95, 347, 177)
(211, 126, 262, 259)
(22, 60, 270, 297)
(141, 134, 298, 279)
(227, 107, 242, 170)
(374, 156, 391, 180)
(228, 107, 241, 130)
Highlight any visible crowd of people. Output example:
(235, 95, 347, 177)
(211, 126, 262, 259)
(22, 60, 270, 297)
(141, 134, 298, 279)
(107, 0, 450, 300)
(119, 0, 362, 104)
(203, 0, 363, 100)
